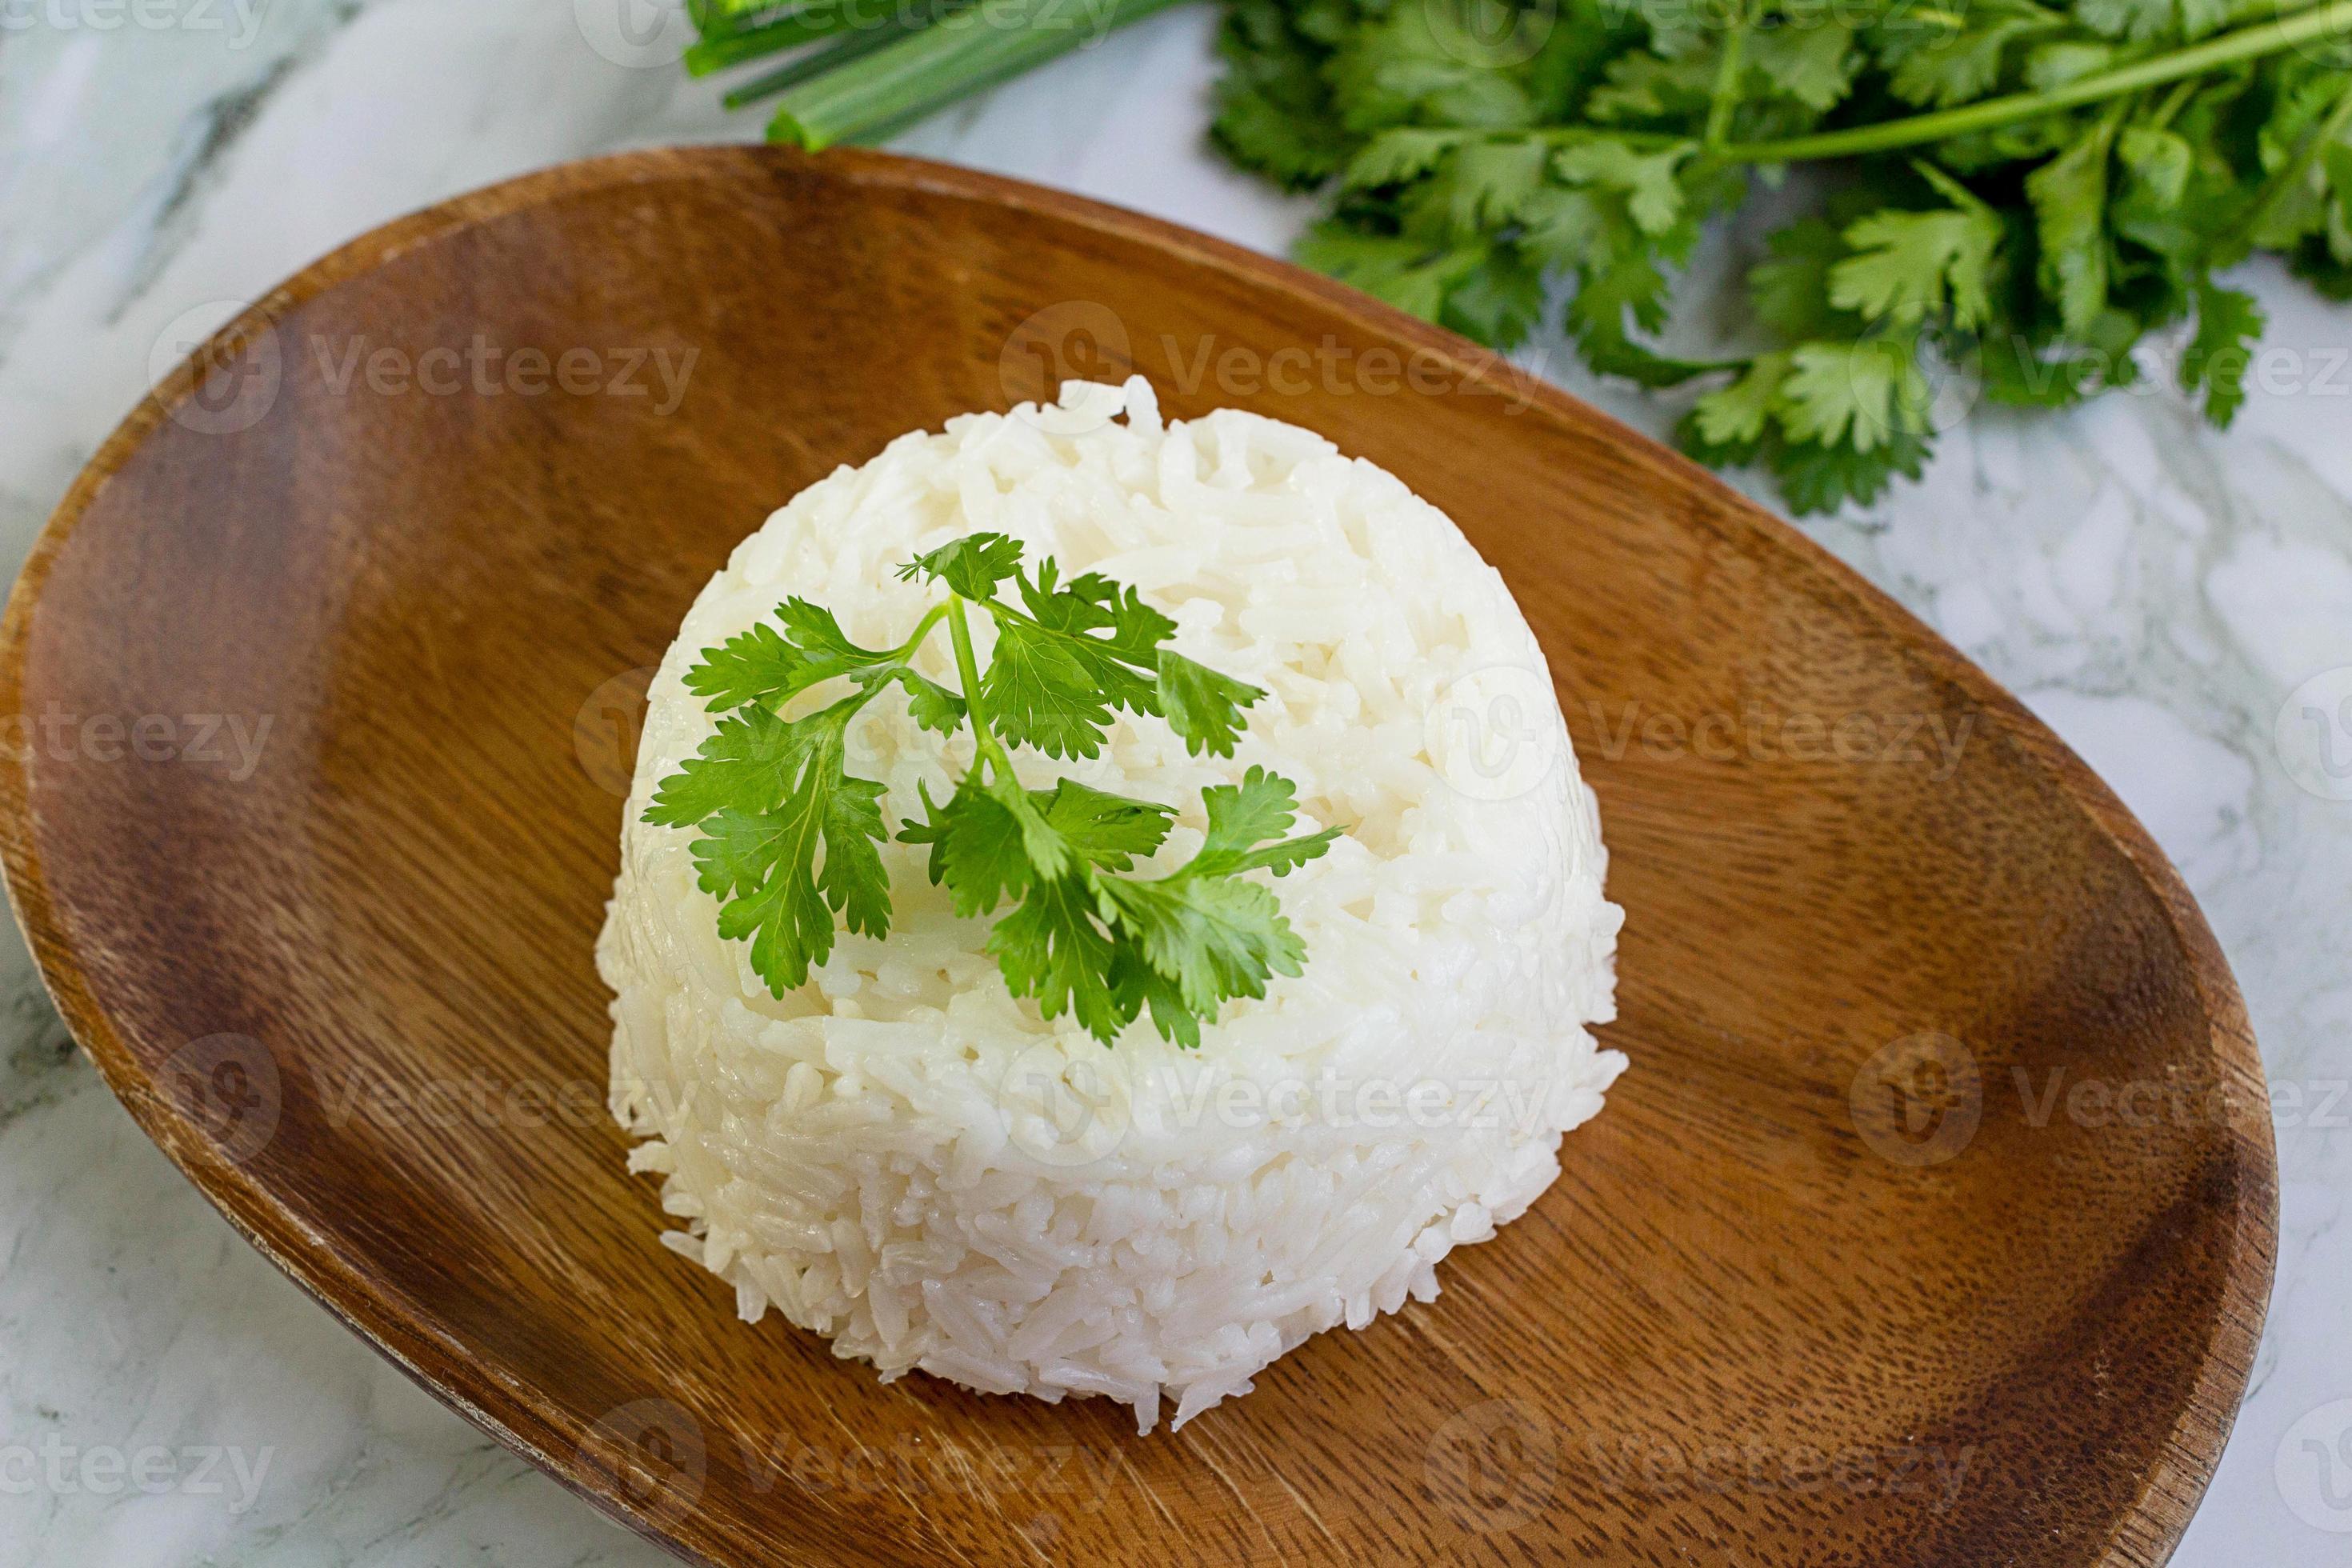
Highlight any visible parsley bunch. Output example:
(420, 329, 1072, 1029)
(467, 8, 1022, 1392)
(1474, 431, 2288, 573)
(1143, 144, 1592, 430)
(685, 0, 2352, 514)
(644, 534, 1340, 1046)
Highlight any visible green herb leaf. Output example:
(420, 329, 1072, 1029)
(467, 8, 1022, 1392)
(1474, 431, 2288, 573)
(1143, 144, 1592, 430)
(684, 598, 894, 713)
(900, 531, 1026, 600)
(989, 873, 1128, 1042)
(859, 664, 968, 734)
(646, 703, 814, 828)
(1189, 765, 1343, 878)
(1830, 182, 2001, 330)
(2179, 278, 2265, 427)
(2027, 114, 2121, 336)
(1157, 651, 1266, 758)
(981, 560, 1173, 758)
(652, 534, 1343, 1045)
(673, 706, 893, 995)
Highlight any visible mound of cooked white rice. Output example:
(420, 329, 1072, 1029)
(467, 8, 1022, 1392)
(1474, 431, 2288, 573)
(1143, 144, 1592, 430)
(598, 378, 1623, 1433)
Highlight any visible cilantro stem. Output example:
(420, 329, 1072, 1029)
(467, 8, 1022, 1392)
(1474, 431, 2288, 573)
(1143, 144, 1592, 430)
(2145, 78, 2198, 134)
(1703, 1, 1753, 150)
(1716, 0, 2352, 163)
(945, 594, 1014, 779)
(898, 601, 950, 660)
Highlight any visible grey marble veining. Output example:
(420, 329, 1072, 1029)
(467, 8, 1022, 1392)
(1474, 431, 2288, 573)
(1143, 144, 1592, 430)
(0, 2, 2346, 1562)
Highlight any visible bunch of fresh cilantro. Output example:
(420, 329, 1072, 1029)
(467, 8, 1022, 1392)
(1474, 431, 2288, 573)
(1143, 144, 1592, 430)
(644, 533, 1339, 1047)
(686, 0, 2350, 512)
(1211, 0, 2352, 510)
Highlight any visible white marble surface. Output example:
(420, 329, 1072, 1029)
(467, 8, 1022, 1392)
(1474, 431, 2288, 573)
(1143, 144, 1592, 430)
(0, 2, 2346, 1562)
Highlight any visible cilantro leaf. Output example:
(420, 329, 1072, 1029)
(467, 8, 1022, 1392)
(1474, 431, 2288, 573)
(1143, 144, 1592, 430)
(900, 778, 1035, 917)
(1189, 765, 1342, 878)
(988, 874, 1127, 1042)
(1036, 778, 1177, 871)
(2179, 278, 2265, 428)
(1094, 874, 1306, 1025)
(983, 614, 1117, 759)
(1108, 946, 1207, 1049)
(900, 532, 1025, 600)
(2027, 114, 2121, 337)
(908, 774, 1178, 917)
(1689, 352, 1791, 454)
(1157, 651, 1265, 758)
(1746, 20, 1858, 114)
(1079, 770, 1335, 1041)
(671, 706, 891, 995)
(1750, 218, 1852, 342)
(1211, 0, 1352, 190)
(1773, 427, 1933, 514)
(645, 703, 810, 828)
(858, 664, 967, 735)
(683, 598, 898, 713)
(1295, 220, 1483, 322)
(2118, 125, 2194, 207)
(1830, 174, 2001, 330)
(1554, 140, 1691, 237)
(982, 560, 1171, 758)
(1342, 127, 1462, 190)
(1778, 336, 1927, 454)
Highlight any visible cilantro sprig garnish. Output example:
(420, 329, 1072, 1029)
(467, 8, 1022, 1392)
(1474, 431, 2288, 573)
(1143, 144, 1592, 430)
(645, 534, 1341, 1046)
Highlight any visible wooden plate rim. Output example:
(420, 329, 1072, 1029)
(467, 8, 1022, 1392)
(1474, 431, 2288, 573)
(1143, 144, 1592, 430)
(0, 144, 2278, 1566)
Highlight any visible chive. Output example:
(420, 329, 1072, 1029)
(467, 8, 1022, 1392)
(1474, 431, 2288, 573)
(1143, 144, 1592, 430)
(766, 0, 1185, 150)
(723, 1, 952, 109)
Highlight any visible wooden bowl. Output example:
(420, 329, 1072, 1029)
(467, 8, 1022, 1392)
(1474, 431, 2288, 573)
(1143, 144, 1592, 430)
(0, 147, 2274, 1567)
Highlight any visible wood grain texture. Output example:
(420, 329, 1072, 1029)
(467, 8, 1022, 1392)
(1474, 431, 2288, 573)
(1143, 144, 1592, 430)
(0, 147, 2274, 1568)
